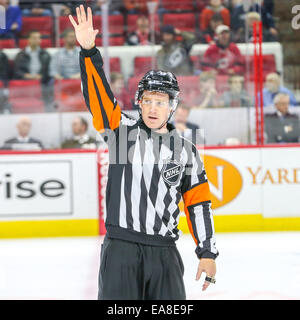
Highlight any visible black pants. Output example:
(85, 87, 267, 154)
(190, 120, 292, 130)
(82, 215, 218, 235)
(98, 236, 186, 300)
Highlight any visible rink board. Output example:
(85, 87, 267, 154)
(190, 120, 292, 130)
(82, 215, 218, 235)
(0, 145, 300, 238)
(179, 144, 300, 233)
(0, 150, 100, 238)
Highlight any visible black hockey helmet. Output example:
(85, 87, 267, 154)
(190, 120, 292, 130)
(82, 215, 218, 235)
(135, 70, 180, 111)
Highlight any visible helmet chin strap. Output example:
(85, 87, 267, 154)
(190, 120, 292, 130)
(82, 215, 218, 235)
(156, 109, 174, 131)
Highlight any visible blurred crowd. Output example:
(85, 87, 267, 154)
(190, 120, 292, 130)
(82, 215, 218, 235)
(0, 0, 300, 147)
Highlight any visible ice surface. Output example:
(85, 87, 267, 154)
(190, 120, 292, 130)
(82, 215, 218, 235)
(0, 232, 299, 300)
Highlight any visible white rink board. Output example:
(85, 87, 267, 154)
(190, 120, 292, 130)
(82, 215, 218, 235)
(0, 152, 99, 221)
(204, 146, 300, 217)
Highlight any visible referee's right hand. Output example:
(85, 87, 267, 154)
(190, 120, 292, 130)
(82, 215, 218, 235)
(69, 5, 99, 50)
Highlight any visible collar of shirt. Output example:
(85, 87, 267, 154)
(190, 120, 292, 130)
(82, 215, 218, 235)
(25, 46, 41, 55)
(17, 136, 30, 143)
(63, 46, 79, 55)
(74, 134, 90, 144)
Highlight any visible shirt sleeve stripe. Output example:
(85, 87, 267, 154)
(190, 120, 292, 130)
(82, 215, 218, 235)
(182, 181, 211, 208)
(85, 57, 121, 131)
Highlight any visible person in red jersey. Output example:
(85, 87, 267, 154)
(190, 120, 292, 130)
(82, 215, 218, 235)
(201, 25, 245, 76)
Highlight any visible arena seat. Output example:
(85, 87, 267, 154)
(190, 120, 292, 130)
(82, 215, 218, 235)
(19, 38, 53, 49)
(59, 15, 124, 36)
(19, 16, 53, 38)
(54, 79, 86, 112)
(128, 76, 141, 98)
(160, 0, 194, 11)
(127, 14, 160, 33)
(95, 36, 125, 46)
(177, 75, 199, 104)
(107, 15, 124, 35)
(9, 80, 44, 113)
(134, 57, 156, 76)
(58, 16, 75, 35)
(109, 57, 121, 73)
(162, 13, 196, 32)
(247, 54, 277, 81)
(0, 39, 16, 49)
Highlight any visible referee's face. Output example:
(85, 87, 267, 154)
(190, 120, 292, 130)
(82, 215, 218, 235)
(140, 91, 171, 131)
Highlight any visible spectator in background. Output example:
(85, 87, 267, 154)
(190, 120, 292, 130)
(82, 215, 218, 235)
(200, 0, 230, 31)
(156, 25, 195, 76)
(92, 0, 123, 15)
(110, 72, 132, 109)
(231, 0, 278, 39)
(264, 93, 300, 143)
(201, 25, 245, 76)
(60, 1, 85, 16)
(126, 15, 159, 46)
(197, 12, 224, 44)
(0, 50, 10, 113)
(0, 0, 22, 46)
(3, 116, 44, 150)
(19, 0, 53, 16)
(191, 71, 222, 109)
(263, 0, 274, 16)
(124, 0, 158, 14)
(222, 75, 251, 107)
(233, 11, 278, 43)
(173, 103, 204, 146)
(263, 72, 298, 107)
(0, 50, 9, 85)
(61, 116, 97, 149)
(50, 29, 80, 80)
(13, 30, 54, 111)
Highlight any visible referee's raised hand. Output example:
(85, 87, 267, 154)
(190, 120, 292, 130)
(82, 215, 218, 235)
(69, 5, 99, 50)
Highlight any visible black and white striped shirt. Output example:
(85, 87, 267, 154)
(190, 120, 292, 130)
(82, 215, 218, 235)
(80, 46, 218, 260)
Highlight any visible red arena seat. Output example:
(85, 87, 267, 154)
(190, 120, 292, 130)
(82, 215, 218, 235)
(134, 57, 156, 76)
(107, 15, 124, 35)
(95, 36, 125, 46)
(162, 13, 196, 32)
(128, 76, 141, 98)
(109, 57, 121, 73)
(9, 80, 44, 113)
(161, 0, 194, 11)
(19, 16, 53, 38)
(54, 79, 86, 112)
(177, 75, 199, 104)
(59, 15, 123, 36)
(0, 39, 16, 48)
(58, 16, 77, 35)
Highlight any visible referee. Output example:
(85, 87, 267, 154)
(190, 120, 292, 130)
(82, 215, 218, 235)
(70, 5, 219, 300)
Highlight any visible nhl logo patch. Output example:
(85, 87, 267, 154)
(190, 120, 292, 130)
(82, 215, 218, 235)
(162, 158, 183, 186)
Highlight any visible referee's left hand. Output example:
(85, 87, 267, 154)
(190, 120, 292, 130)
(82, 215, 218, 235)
(196, 258, 216, 291)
